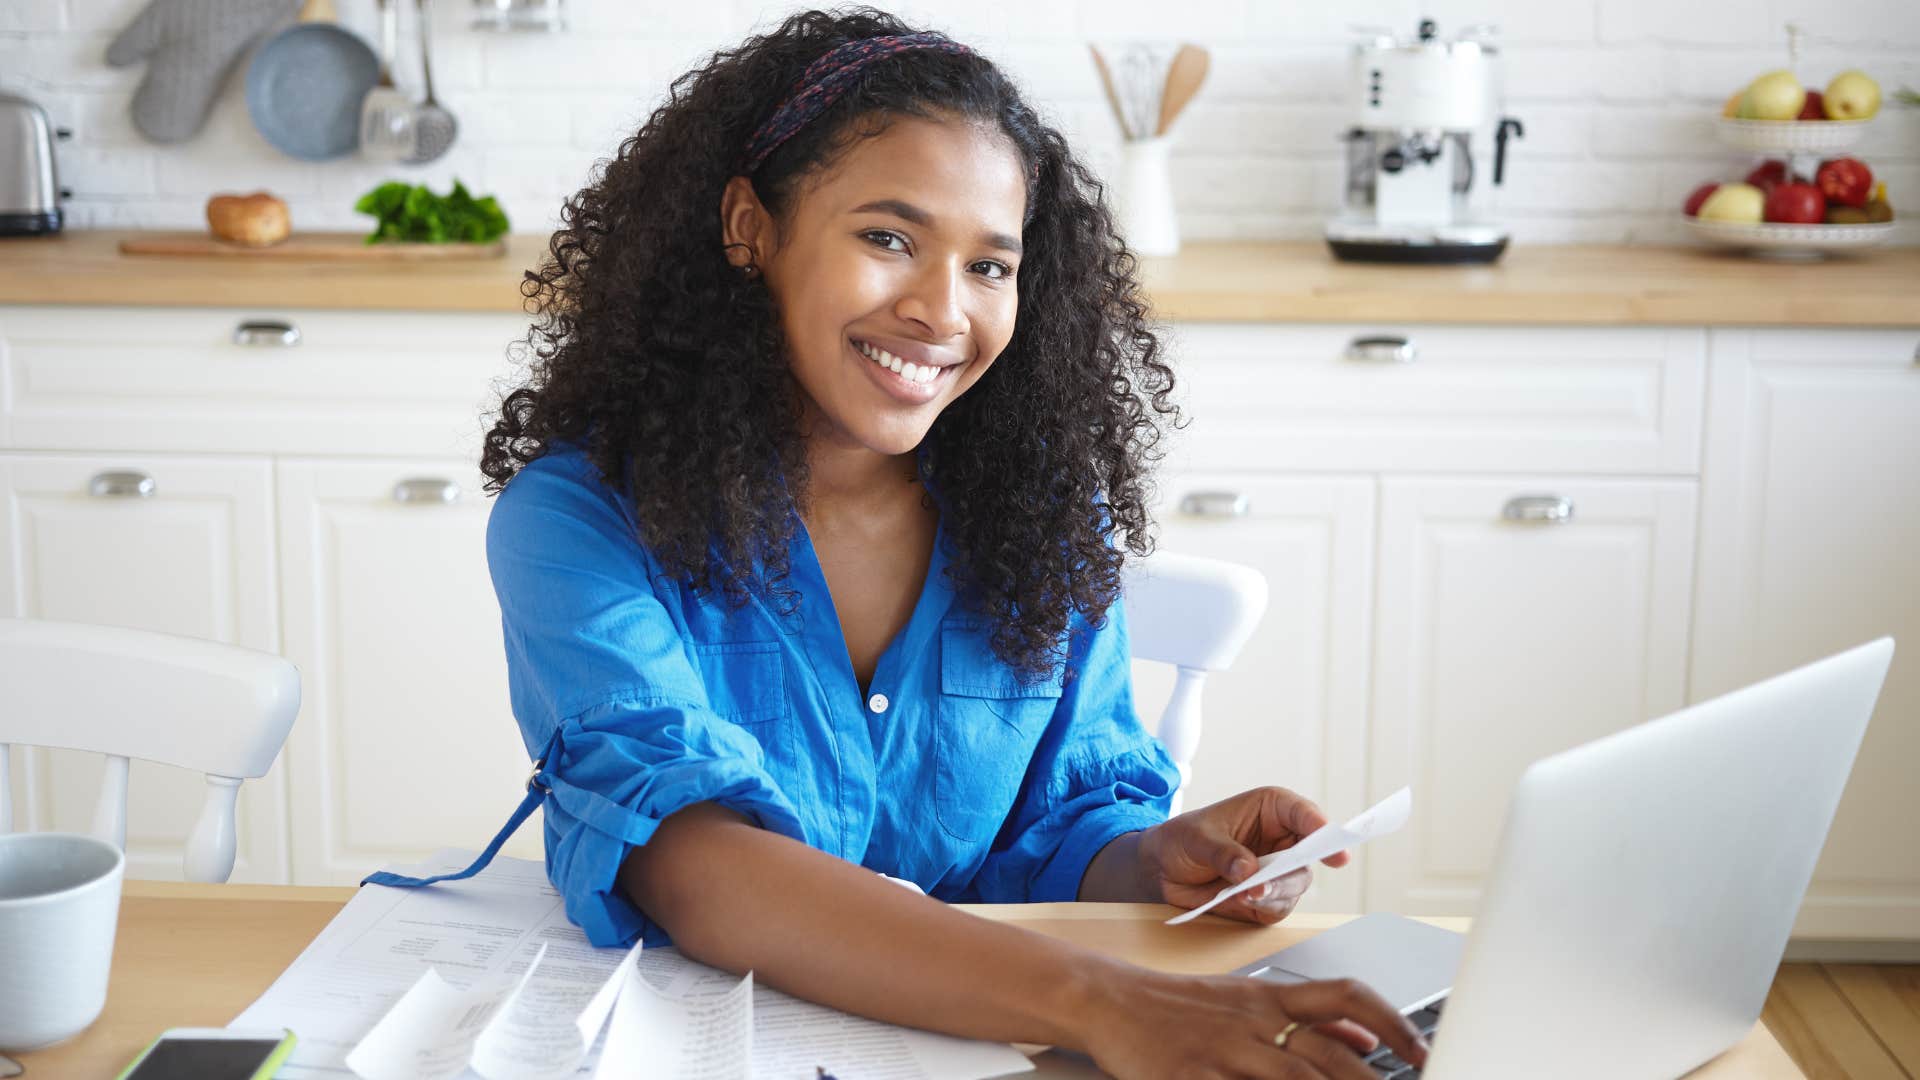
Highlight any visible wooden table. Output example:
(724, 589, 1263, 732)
(16, 881, 1803, 1078)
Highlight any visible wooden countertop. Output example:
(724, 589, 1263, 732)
(1, 229, 1916, 326)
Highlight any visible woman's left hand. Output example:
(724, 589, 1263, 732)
(1136, 787, 1349, 925)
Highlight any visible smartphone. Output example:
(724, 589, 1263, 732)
(115, 1027, 297, 1080)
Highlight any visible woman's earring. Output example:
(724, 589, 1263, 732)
(722, 241, 760, 280)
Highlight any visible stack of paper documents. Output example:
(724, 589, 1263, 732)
(231, 850, 1035, 1080)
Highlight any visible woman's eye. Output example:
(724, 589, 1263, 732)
(862, 230, 1010, 280)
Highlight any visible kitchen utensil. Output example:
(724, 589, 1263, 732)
(118, 231, 507, 258)
(1681, 217, 1894, 258)
(245, 0, 379, 161)
(1094, 42, 1182, 253)
(471, 0, 565, 31)
(1155, 43, 1209, 136)
(359, 0, 415, 161)
(1089, 45, 1130, 139)
(1119, 43, 1156, 143)
(404, 0, 458, 164)
(0, 91, 70, 236)
(105, 0, 299, 144)
(1326, 18, 1521, 265)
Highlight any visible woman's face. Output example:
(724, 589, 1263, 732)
(727, 115, 1027, 459)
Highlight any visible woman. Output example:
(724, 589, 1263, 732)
(471, 9, 1426, 1077)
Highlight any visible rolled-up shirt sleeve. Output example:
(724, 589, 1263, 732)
(962, 599, 1180, 903)
(488, 452, 804, 947)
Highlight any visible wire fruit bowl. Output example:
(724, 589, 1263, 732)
(1682, 216, 1894, 258)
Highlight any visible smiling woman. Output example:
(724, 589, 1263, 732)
(438, 8, 1430, 1079)
(482, 11, 1168, 688)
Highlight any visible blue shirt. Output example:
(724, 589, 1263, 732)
(485, 445, 1179, 948)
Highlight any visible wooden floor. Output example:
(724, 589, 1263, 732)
(1766, 963, 1920, 1078)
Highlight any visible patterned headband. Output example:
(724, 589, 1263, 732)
(737, 32, 975, 174)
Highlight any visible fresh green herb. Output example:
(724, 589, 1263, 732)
(353, 179, 510, 244)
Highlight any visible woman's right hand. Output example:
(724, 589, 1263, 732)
(1077, 966, 1429, 1079)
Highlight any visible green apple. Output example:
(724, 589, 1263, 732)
(1824, 70, 1881, 120)
(1743, 70, 1806, 120)
(1698, 183, 1766, 223)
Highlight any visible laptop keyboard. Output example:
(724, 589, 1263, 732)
(1364, 996, 1445, 1078)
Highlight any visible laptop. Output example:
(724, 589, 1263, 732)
(1233, 637, 1895, 1080)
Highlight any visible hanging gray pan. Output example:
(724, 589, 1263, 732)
(245, 0, 379, 161)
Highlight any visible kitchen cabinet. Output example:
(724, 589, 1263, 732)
(0, 451, 288, 883)
(1364, 476, 1698, 917)
(1691, 328, 1920, 941)
(0, 305, 525, 458)
(1133, 472, 1375, 914)
(276, 459, 540, 886)
(1158, 323, 1705, 475)
(0, 305, 525, 886)
(1145, 323, 1706, 918)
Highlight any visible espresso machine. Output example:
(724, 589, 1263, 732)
(1325, 19, 1523, 264)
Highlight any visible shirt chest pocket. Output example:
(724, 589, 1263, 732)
(933, 623, 1063, 843)
(689, 640, 791, 761)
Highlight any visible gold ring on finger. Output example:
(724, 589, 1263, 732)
(1272, 1020, 1301, 1048)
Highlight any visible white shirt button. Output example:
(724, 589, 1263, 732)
(868, 693, 890, 714)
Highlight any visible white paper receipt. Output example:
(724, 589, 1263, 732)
(1165, 788, 1413, 926)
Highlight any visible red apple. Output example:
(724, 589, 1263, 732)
(1764, 182, 1826, 223)
(1683, 182, 1721, 216)
(1798, 89, 1826, 120)
(1816, 157, 1874, 208)
(1745, 159, 1791, 193)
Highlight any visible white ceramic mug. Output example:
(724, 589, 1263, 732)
(0, 832, 126, 1051)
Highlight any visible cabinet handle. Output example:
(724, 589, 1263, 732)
(232, 320, 301, 347)
(392, 477, 461, 504)
(1178, 491, 1250, 517)
(1502, 494, 1573, 524)
(88, 470, 155, 498)
(1344, 335, 1416, 364)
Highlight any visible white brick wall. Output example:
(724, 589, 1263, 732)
(3, 0, 1916, 245)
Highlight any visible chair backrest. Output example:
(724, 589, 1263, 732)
(0, 618, 299, 883)
(1121, 552, 1268, 814)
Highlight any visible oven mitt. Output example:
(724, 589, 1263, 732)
(106, 0, 300, 143)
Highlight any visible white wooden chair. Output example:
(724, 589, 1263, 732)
(0, 619, 299, 883)
(1122, 552, 1269, 815)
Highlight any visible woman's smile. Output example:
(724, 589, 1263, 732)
(850, 336, 959, 403)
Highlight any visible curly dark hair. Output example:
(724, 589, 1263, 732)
(480, 6, 1180, 684)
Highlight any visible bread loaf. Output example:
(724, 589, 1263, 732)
(206, 191, 291, 247)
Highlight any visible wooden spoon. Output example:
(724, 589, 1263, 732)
(1089, 45, 1132, 139)
(1156, 44, 1210, 136)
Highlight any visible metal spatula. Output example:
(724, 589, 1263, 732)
(358, 0, 414, 159)
(405, 0, 457, 163)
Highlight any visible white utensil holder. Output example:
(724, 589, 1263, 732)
(1114, 136, 1179, 256)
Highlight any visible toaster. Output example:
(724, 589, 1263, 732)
(0, 91, 71, 236)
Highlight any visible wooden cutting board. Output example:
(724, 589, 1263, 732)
(118, 231, 508, 259)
